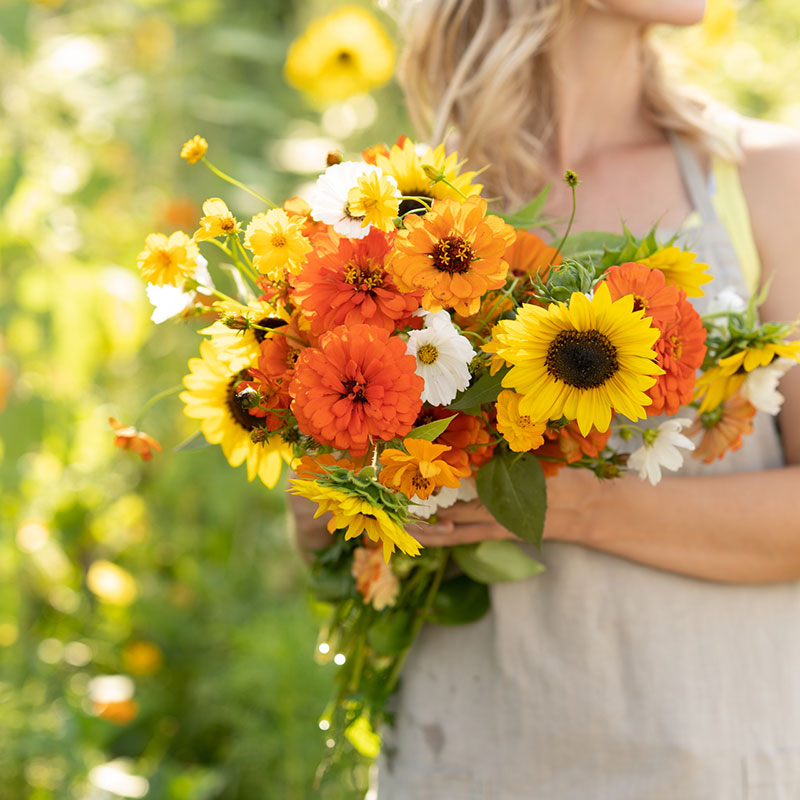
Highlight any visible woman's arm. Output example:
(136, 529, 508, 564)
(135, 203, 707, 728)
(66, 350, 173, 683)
(418, 123, 800, 584)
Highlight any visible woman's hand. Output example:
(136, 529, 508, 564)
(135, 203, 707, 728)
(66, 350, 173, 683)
(411, 499, 519, 547)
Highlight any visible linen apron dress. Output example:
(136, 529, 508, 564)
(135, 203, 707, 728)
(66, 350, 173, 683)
(376, 135, 798, 800)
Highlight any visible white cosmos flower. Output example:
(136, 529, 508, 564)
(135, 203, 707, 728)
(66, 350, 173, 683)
(628, 418, 695, 486)
(146, 254, 212, 324)
(309, 160, 378, 239)
(406, 310, 476, 406)
(740, 357, 796, 415)
(409, 477, 477, 519)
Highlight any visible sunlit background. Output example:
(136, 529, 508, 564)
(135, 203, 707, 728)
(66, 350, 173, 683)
(1, 0, 798, 797)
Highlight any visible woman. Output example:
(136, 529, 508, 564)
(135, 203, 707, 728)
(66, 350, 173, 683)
(294, 1, 800, 796)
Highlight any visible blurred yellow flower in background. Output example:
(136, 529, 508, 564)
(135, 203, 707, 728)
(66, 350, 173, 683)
(180, 134, 208, 164)
(284, 6, 395, 105)
(87, 561, 138, 606)
(123, 641, 164, 675)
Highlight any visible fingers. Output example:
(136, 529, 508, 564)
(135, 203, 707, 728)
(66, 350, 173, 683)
(412, 521, 513, 547)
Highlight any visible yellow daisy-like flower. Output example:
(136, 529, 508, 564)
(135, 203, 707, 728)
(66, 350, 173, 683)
(377, 138, 482, 215)
(180, 135, 207, 164)
(494, 390, 547, 452)
(245, 209, 313, 281)
(346, 170, 400, 233)
(180, 340, 291, 487)
(137, 231, 199, 287)
(693, 340, 800, 413)
(194, 198, 240, 241)
(289, 479, 421, 562)
(635, 247, 712, 298)
(490, 283, 663, 436)
(284, 7, 395, 105)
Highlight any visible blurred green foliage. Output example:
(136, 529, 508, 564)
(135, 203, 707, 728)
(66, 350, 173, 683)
(1, 0, 799, 797)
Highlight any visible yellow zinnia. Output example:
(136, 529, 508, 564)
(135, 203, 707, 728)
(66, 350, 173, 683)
(289, 479, 421, 562)
(494, 390, 547, 452)
(137, 231, 198, 287)
(693, 340, 800, 413)
(245, 209, 313, 281)
(346, 170, 400, 233)
(284, 7, 395, 105)
(194, 198, 240, 241)
(490, 283, 663, 436)
(180, 340, 291, 487)
(636, 247, 712, 297)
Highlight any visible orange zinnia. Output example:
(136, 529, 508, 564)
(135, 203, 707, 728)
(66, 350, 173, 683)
(388, 195, 515, 316)
(109, 418, 162, 461)
(379, 437, 470, 500)
(289, 324, 423, 455)
(688, 394, 756, 463)
(601, 263, 706, 416)
(292, 228, 420, 335)
(535, 421, 612, 477)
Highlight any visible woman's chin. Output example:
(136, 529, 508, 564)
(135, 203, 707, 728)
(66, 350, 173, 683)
(591, 0, 707, 27)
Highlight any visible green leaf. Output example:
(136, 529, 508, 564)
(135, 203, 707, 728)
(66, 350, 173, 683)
(345, 716, 381, 759)
(556, 230, 626, 260)
(307, 568, 355, 603)
(405, 414, 457, 441)
(429, 574, 490, 626)
(452, 540, 545, 584)
(496, 183, 551, 227)
(173, 430, 212, 452)
(476, 449, 547, 547)
(367, 609, 414, 655)
(448, 370, 507, 412)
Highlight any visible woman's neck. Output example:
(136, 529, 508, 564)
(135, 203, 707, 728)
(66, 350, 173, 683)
(548, 8, 664, 172)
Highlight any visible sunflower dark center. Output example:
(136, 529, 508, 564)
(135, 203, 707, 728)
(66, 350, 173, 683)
(341, 378, 368, 403)
(545, 329, 619, 389)
(254, 316, 284, 344)
(336, 49, 354, 65)
(227, 373, 261, 431)
(398, 194, 433, 218)
(344, 260, 384, 291)
(432, 236, 474, 274)
(632, 294, 648, 313)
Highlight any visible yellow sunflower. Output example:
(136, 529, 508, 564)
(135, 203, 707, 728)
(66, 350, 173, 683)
(494, 390, 547, 452)
(377, 138, 482, 215)
(180, 340, 291, 487)
(289, 479, 421, 562)
(490, 283, 663, 436)
(693, 340, 800, 413)
(284, 7, 395, 105)
(635, 247, 712, 297)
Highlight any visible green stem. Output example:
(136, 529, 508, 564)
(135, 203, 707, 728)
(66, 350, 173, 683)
(134, 385, 183, 427)
(201, 157, 277, 208)
(555, 183, 577, 256)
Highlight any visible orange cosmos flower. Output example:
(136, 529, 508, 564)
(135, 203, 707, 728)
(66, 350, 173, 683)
(601, 263, 706, 416)
(109, 418, 162, 461)
(388, 195, 516, 316)
(416, 406, 496, 473)
(379, 438, 470, 500)
(506, 229, 562, 280)
(535, 421, 613, 477)
(293, 453, 357, 480)
(688, 394, 756, 463)
(351, 544, 399, 610)
(283, 195, 329, 242)
(292, 228, 420, 335)
(290, 324, 423, 455)
(453, 290, 514, 335)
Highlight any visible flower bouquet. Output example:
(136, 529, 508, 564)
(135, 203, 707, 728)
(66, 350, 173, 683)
(127, 132, 800, 765)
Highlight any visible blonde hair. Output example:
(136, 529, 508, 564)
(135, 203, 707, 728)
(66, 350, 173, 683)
(396, 0, 736, 209)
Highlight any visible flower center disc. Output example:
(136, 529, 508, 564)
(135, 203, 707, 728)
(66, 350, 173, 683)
(341, 378, 368, 403)
(545, 329, 619, 389)
(417, 344, 439, 365)
(431, 236, 474, 274)
(227, 374, 260, 431)
(344, 261, 383, 291)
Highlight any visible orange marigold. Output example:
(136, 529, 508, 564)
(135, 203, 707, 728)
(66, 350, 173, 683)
(387, 195, 515, 316)
(379, 438, 470, 500)
(351, 545, 399, 610)
(688, 394, 756, 463)
(289, 324, 423, 455)
(601, 263, 706, 416)
(109, 418, 162, 461)
(292, 228, 420, 335)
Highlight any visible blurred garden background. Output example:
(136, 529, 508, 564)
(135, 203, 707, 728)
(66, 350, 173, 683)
(1, 0, 800, 797)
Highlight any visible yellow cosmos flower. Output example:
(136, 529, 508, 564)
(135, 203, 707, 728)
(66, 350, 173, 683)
(495, 390, 547, 452)
(245, 209, 313, 280)
(180, 340, 291, 487)
(284, 7, 395, 105)
(490, 283, 663, 436)
(180, 135, 207, 164)
(289, 479, 421, 562)
(137, 231, 199, 287)
(346, 170, 400, 233)
(377, 138, 483, 215)
(194, 198, 240, 241)
(636, 247, 712, 298)
(693, 340, 800, 413)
